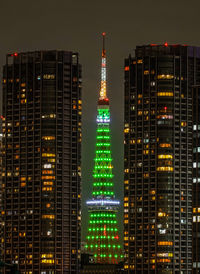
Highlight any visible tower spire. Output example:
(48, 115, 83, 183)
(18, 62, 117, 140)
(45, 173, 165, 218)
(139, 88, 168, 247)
(99, 32, 108, 102)
(102, 32, 106, 58)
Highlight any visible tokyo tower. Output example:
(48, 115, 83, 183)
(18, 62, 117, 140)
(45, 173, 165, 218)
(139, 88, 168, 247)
(85, 33, 123, 264)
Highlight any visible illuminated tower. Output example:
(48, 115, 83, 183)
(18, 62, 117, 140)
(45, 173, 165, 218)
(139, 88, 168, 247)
(85, 33, 123, 264)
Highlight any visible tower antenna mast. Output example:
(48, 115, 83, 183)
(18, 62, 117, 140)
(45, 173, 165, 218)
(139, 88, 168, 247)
(99, 32, 107, 101)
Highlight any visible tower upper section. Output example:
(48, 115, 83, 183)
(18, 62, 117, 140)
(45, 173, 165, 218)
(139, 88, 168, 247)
(98, 33, 109, 105)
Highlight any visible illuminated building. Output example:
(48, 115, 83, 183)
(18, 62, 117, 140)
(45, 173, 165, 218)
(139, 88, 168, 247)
(0, 129, 3, 259)
(124, 45, 200, 272)
(2, 51, 82, 273)
(85, 34, 123, 264)
(192, 85, 200, 273)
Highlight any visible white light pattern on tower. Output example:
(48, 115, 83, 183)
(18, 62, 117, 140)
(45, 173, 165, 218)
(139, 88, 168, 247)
(99, 33, 107, 100)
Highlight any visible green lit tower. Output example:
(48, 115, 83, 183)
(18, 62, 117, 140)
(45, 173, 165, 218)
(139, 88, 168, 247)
(85, 33, 122, 264)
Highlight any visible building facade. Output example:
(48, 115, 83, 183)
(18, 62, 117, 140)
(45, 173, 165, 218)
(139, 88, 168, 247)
(124, 45, 200, 273)
(0, 131, 3, 261)
(192, 85, 200, 273)
(2, 50, 82, 273)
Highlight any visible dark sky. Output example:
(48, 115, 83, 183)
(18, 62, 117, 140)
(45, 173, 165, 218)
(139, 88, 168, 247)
(1, 0, 200, 244)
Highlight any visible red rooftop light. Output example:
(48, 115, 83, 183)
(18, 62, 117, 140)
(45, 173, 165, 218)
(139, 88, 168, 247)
(102, 32, 106, 36)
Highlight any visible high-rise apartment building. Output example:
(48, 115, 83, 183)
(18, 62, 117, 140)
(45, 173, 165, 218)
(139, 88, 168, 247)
(124, 45, 200, 273)
(0, 130, 3, 260)
(1, 51, 82, 273)
(192, 85, 200, 273)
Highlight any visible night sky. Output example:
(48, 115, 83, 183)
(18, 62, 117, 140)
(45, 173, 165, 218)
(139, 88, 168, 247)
(1, 0, 200, 244)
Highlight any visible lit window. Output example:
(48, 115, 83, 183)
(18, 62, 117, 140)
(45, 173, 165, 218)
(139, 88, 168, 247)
(193, 124, 197, 130)
(193, 178, 200, 183)
(158, 241, 173, 246)
(157, 167, 173, 172)
(157, 74, 174, 79)
(20, 99, 27, 104)
(47, 159, 55, 163)
(42, 215, 55, 219)
(157, 115, 173, 119)
(42, 136, 55, 141)
(42, 114, 56, 119)
(42, 187, 53, 191)
(158, 212, 166, 217)
(157, 92, 173, 97)
(193, 147, 200, 153)
(181, 121, 187, 127)
(19, 232, 26, 237)
(124, 128, 129, 133)
(43, 74, 55, 80)
(157, 253, 173, 257)
(43, 164, 52, 169)
(193, 162, 200, 168)
(41, 254, 53, 258)
(159, 143, 171, 148)
(41, 259, 55, 264)
(158, 155, 173, 159)
(42, 153, 56, 157)
(42, 170, 53, 175)
(43, 181, 53, 186)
